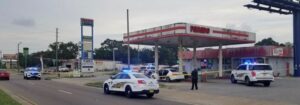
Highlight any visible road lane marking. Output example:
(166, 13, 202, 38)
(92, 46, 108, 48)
(28, 81, 35, 85)
(58, 90, 73, 95)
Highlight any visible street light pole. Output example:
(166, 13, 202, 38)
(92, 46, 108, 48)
(113, 48, 118, 71)
(55, 28, 60, 77)
(17, 42, 22, 72)
(127, 9, 130, 68)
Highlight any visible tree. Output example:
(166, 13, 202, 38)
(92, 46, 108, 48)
(48, 42, 79, 59)
(255, 37, 293, 47)
(255, 37, 280, 46)
(18, 41, 79, 68)
(159, 46, 178, 66)
(94, 39, 138, 64)
(284, 42, 293, 47)
(139, 48, 154, 64)
(94, 38, 184, 65)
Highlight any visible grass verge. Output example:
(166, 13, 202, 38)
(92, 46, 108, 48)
(0, 89, 21, 105)
(85, 81, 104, 88)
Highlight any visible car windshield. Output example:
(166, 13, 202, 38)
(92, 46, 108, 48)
(249, 65, 272, 71)
(133, 74, 148, 79)
(26, 68, 39, 71)
(140, 67, 146, 69)
(170, 69, 179, 72)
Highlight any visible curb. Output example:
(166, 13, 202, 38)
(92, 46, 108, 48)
(0, 85, 37, 105)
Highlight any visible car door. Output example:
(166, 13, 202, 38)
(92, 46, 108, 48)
(118, 74, 131, 91)
(111, 74, 132, 92)
(235, 65, 247, 80)
(110, 74, 122, 91)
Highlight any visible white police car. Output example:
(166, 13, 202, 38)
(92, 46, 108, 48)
(231, 63, 274, 87)
(103, 72, 159, 98)
(24, 67, 41, 80)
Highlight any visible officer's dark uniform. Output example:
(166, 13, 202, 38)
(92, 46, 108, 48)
(191, 69, 198, 90)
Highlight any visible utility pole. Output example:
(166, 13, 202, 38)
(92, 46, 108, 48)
(17, 42, 22, 72)
(127, 9, 130, 68)
(137, 44, 140, 64)
(56, 28, 59, 77)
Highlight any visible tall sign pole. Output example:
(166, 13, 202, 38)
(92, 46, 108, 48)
(80, 18, 94, 73)
(127, 9, 130, 68)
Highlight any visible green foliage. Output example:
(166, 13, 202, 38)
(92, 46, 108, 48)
(255, 37, 292, 47)
(18, 41, 78, 68)
(48, 42, 79, 59)
(255, 37, 280, 46)
(19, 38, 182, 67)
(94, 38, 179, 65)
(0, 89, 21, 105)
(85, 81, 104, 88)
(159, 46, 178, 66)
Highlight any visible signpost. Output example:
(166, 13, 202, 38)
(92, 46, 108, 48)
(80, 18, 94, 73)
(23, 47, 29, 68)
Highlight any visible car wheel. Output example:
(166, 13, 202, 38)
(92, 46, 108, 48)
(146, 93, 154, 98)
(166, 77, 171, 82)
(6, 77, 10, 80)
(263, 82, 271, 87)
(125, 86, 133, 98)
(37, 78, 41, 80)
(104, 84, 110, 94)
(230, 75, 237, 84)
(245, 77, 253, 86)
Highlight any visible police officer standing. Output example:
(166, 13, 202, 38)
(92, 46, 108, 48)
(191, 68, 198, 90)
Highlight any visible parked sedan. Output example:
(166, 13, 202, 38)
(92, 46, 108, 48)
(59, 67, 70, 72)
(0, 69, 10, 80)
(158, 68, 185, 82)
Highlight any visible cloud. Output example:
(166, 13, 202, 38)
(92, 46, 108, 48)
(12, 18, 36, 27)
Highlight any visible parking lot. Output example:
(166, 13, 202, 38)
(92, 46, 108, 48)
(161, 77, 300, 105)
(49, 71, 300, 105)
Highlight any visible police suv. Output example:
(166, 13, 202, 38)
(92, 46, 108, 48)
(103, 72, 159, 98)
(231, 63, 274, 87)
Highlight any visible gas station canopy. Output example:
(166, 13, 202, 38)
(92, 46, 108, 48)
(123, 23, 256, 77)
(123, 23, 256, 47)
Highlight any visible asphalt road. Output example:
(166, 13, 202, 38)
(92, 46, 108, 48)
(0, 74, 188, 105)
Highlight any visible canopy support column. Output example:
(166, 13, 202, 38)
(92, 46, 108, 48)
(218, 44, 223, 77)
(179, 39, 184, 73)
(192, 46, 197, 71)
(155, 43, 159, 72)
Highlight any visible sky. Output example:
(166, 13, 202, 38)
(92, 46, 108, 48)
(0, 0, 293, 54)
